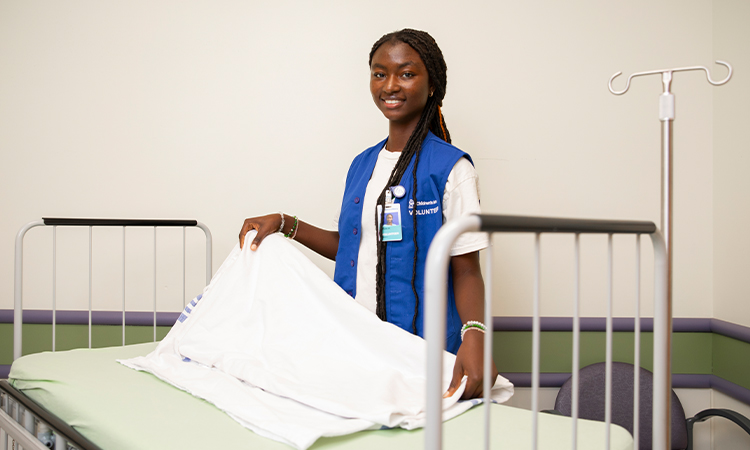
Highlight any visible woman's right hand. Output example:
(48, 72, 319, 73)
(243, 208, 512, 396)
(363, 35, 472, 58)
(239, 214, 283, 250)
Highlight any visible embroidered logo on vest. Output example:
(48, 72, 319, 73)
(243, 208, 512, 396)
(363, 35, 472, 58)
(408, 199, 439, 216)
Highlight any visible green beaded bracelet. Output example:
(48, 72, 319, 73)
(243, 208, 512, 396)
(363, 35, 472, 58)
(284, 216, 299, 239)
(460, 321, 486, 341)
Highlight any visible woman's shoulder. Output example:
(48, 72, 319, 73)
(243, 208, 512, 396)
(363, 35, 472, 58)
(422, 131, 472, 162)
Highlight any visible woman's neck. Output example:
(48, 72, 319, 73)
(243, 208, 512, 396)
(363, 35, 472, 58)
(386, 121, 419, 152)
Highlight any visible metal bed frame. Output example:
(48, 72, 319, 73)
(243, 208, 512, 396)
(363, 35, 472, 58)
(424, 214, 667, 450)
(2, 218, 212, 450)
(1, 214, 664, 450)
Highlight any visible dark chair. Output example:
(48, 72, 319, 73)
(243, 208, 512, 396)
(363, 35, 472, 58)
(549, 362, 750, 449)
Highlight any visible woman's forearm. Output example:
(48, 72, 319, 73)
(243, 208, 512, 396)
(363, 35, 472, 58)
(240, 213, 339, 261)
(281, 215, 340, 261)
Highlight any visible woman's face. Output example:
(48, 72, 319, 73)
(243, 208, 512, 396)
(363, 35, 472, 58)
(370, 41, 432, 128)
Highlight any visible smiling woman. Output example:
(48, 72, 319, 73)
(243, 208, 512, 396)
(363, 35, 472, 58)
(239, 29, 496, 400)
(369, 41, 433, 134)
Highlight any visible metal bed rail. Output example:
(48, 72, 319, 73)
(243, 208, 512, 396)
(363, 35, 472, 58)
(1, 380, 101, 450)
(13, 218, 213, 361)
(424, 214, 668, 450)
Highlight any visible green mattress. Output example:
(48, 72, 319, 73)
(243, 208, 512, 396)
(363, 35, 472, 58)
(9, 343, 633, 449)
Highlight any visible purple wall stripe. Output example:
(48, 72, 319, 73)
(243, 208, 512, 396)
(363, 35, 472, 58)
(491, 317, 748, 339)
(711, 319, 750, 345)
(0, 365, 8, 379)
(492, 317, 715, 333)
(0, 310, 179, 327)
(712, 376, 750, 406)
(502, 373, 573, 387)
(672, 374, 712, 389)
(504, 373, 720, 391)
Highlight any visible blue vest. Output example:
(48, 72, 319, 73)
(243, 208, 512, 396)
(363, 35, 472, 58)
(334, 131, 471, 354)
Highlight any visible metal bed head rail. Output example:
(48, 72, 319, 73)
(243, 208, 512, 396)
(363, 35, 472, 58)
(424, 214, 668, 450)
(13, 218, 213, 361)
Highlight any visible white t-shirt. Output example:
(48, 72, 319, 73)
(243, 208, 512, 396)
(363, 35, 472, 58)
(333, 147, 489, 314)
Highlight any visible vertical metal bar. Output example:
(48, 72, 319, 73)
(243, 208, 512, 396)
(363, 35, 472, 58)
(650, 230, 671, 450)
(634, 235, 642, 450)
(22, 408, 33, 434)
(183, 226, 187, 308)
(605, 234, 613, 450)
(88, 226, 93, 349)
(14, 221, 45, 361)
(483, 239, 493, 450)
(153, 226, 157, 342)
(52, 226, 57, 353)
(424, 215, 481, 450)
(122, 227, 126, 346)
(658, 72, 674, 450)
(532, 233, 541, 450)
(196, 222, 213, 285)
(571, 234, 581, 450)
(54, 431, 66, 450)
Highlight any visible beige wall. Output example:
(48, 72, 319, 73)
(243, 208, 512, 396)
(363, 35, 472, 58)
(713, 0, 750, 328)
(0, 0, 731, 321)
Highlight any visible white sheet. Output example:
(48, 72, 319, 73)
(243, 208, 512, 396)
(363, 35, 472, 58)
(121, 232, 513, 449)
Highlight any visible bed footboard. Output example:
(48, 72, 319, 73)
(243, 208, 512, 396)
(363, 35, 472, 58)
(8, 217, 213, 450)
(424, 214, 667, 450)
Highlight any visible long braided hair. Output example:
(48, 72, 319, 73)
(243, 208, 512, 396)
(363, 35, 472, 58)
(370, 29, 452, 334)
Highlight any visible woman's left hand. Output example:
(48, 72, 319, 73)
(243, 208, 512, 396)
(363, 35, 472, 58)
(444, 331, 498, 400)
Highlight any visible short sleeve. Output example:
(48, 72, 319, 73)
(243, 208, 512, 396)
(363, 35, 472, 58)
(443, 157, 489, 256)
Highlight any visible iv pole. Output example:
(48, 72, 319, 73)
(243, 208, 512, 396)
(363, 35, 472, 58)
(608, 61, 732, 450)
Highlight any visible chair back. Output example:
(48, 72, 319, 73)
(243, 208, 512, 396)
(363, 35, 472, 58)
(554, 362, 688, 450)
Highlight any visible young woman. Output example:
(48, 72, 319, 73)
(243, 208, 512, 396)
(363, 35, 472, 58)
(239, 29, 497, 400)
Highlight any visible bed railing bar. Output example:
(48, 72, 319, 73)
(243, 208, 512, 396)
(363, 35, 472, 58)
(650, 230, 670, 450)
(572, 233, 581, 450)
(196, 221, 213, 284)
(482, 240, 493, 450)
(14, 219, 47, 358)
(532, 233, 541, 450)
(88, 226, 93, 349)
(183, 226, 187, 307)
(122, 226, 126, 347)
(23, 406, 33, 435)
(634, 234, 642, 450)
(0, 406, 45, 450)
(52, 226, 57, 353)
(154, 226, 157, 343)
(477, 214, 656, 235)
(14, 218, 213, 361)
(424, 215, 482, 450)
(42, 218, 199, 227)
(605, 234, 614, 449)
(1, 381, 103, 450)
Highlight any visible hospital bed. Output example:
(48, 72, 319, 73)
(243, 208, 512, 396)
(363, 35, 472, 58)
(0, 214, 663, 450)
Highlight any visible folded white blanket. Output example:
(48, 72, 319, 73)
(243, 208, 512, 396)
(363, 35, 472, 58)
(121, 232, 513, 449)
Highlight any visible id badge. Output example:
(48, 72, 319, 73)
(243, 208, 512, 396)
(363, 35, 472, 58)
(378, 203, 403, 242)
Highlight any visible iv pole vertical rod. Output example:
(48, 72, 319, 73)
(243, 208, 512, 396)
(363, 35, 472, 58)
(657, 70, 674, 450)
(610, 60, 732, 450)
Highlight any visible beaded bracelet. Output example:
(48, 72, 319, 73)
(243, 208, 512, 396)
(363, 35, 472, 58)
(460, 320, 486, 341)
(290, 218, 300, 240)
(277, 212, 285, 233)
(285, 216, 299, 239)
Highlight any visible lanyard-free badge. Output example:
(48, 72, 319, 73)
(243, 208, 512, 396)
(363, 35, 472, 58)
(378, 187, 403, 242)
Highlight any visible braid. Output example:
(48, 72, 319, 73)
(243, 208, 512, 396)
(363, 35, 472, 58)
(369, 29, 452, 333)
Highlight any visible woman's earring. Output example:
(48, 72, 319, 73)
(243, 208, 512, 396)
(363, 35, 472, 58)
(429, 91, 434, 97)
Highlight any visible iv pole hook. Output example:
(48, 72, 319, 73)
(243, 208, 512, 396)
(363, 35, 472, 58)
(608, 60, 732, 95)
